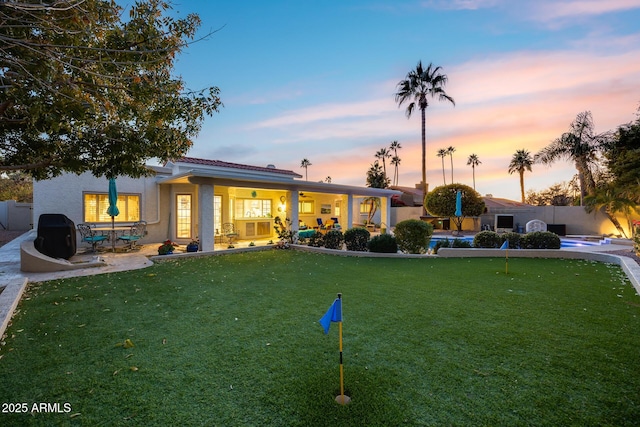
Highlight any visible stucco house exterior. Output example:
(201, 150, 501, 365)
(33, 157, 401, 251)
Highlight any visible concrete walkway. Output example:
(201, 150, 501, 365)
(1, 231, 639, 339)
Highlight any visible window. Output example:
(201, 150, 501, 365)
(235, 199, 272, 218)
(84, 193, 140, 223)
(298, 200, 314, 214)
(359, 202, 371, 214)
(176, 194, 192, 239)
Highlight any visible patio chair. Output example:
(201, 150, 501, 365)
(77, 223, 108, 252)
(118, 223, 145, 250)
(316, 218, 326, 230)
(222, 223, 238, 245)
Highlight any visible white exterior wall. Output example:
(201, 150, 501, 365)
(32, 172, 167, 240)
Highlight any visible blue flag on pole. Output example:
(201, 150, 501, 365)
(500, 240, 509, 250)
(319, 298, 342, 334)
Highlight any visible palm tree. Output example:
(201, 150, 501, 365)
(389, 140, 402, 186)
(300, 158, 311, 181)
(375, 147, 391, 181)
(436, 148, 448, 185)
(395, 61, 455, 214)
(447, 146, 456, 183)
(535, 111, 602, 206)
(467, 153, 481, 190)
(584, 184, 637, 238)
(508, 149, 534, 203)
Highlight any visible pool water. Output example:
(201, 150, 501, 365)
(428, 236, 607, 249)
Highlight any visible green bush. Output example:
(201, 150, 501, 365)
(501, 232, 521, 249)
(394, 219, 433, 254)
(344, 227, 370, 251)
(521, 231, 561, 249)
(323, 230, 344, 250)
(473, 230, 502, 248)
(367, 233, 398, 253)
(451, 238, 472, 248)
(308, 231, 324, 247)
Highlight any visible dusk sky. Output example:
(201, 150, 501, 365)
(168, 0, 640, 201)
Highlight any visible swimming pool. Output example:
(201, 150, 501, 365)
(428, 235, 608, 249)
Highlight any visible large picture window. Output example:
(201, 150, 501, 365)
(84, 193, 140, 223)
(235, 199, 272, 218)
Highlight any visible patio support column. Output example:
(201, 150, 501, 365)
(289, 190, 299, 232)
(346, 194, 354, 228)
(380, 196, 390, 231)
(190, 177, 215, 252)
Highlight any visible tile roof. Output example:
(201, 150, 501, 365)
(174, 157, 302, 178)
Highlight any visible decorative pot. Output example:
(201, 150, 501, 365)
(186, 244, 199, 252)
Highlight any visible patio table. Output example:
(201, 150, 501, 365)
(93, 226, 132, 252)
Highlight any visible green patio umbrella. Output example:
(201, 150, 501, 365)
(107, 178, 120, 251)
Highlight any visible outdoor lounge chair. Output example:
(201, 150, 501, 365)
(222, 223, 238, 245)
(316, 218, 326, 229)
(118, 223, 145, 250)
(77, 223, 108, 252)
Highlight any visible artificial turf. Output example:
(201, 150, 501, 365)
(0, 250, 639, 426)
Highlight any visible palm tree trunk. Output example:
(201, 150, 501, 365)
(472, 166, 476, 190)
(519, 171, 525, 203)
(449, 154, 454, 184)
(421, 107, 427, 216)
(604, 208, 628, 238)
(441, 158, 446, 185)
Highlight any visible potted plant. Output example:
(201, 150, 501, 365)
(158, 240, 177, 255)
(186, 239, 199, 252)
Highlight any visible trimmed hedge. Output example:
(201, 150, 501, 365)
(324, 230, 344, 250)
(344, 227, 370, 251)
(521, 231, 561, 249)
(501, 232, 521, 249)
(473, 230, 502, 248)
(394, 219, 433, 254)
(308, 231, 324, 247)
(367, 233, 398, 253)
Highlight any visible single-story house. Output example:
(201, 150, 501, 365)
(33, 157, 401, 251)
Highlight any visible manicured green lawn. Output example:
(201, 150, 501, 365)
(1, 251, 639, 426)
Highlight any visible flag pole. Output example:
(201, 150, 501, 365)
(505, 247, 509, 274)
(335, 293, 350, 405)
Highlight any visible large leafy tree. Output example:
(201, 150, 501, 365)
(602, 107, 640, 203)
(535, 111, 605, 206)
(395, 61, 455, 215)
(0, 0, 221, 180)
(424, 183, 485, 232)
(0, 171, 32, 202)
(366, 161, 389, 189)
(508, 149, 533, 203)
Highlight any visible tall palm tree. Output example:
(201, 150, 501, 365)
(389, 140, 402, 186)
(535, 111, 602, 206)
(467, 153, 481, 190)
(375, 147, 391, 181)
(436, 148, 448, 185)
(508, 149, 534, 203)
(300, 158, 311, 181)
(447, 145, 456, 183)
(395, 61, 455, 214)
(390, 156, 401, 186)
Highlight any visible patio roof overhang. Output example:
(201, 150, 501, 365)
(157, 169, 402, 198)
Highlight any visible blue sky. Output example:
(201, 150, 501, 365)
(166, 0, 640, 201)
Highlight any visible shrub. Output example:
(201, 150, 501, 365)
(324, 230, 344, 250)
(344, 227, 370, 251)
(367, 233, 398, 253)
(394, 219, 433, 254)
(501, 232, 521, 249)
(432, 237, 451, 254)
(451, 238, 472, 248)
(473, 230, 501, 248)
(634, 222, 640, 256)
(308, 231, 325, 247)
(521, 231, 561, 249)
